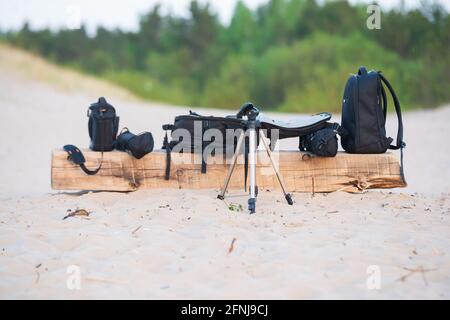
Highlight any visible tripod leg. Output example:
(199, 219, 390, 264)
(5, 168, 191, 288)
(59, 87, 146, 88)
(217, 132, 246, 200)
(248, 127, 257, 213)
(259, 131, 294, 205)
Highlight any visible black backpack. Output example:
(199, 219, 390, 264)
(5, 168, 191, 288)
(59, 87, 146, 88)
(88, 97, 119, 151)
(340, 67, 405, 178)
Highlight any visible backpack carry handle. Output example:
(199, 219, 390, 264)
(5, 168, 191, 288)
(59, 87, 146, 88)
(358, 66, 368, 75)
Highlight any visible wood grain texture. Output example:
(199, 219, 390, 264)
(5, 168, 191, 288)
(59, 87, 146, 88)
(51, 149, 406, 192)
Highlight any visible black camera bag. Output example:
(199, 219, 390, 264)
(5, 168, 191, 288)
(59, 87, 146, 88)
(162, 110, 247, 179)
(88, 97, 119, 151)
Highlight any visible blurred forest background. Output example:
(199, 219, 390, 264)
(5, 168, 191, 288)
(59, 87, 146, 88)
(2, 0, 449, 112)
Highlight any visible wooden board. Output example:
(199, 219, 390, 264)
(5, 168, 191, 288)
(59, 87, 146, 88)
(51, 149, 406, 193)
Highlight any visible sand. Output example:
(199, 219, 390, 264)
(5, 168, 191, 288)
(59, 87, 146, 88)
(0, 44, 449, 299)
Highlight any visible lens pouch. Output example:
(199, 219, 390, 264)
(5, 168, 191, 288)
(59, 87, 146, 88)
(116, 128, 154, 159)
(300, 128, 338, 157)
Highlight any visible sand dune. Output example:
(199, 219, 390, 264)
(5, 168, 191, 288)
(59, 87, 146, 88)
(0, 44, 449, 299)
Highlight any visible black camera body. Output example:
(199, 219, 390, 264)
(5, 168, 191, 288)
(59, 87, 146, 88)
(88, 97, 119, 151)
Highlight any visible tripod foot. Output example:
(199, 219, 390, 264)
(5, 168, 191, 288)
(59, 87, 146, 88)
(285, 193, 294, 205)
(248, 198, 256, 214)
(217, 194, 225, 200)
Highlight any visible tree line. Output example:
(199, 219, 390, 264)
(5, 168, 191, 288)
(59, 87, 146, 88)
(3, 0, 449, 111)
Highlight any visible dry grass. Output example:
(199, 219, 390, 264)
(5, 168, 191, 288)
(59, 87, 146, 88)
(0, 42, 138, 101)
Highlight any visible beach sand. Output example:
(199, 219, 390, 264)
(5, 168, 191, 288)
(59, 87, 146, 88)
(0, 44, 449, 299)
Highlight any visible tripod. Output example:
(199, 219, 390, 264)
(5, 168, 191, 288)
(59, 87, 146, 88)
(217, 104, 293, 213)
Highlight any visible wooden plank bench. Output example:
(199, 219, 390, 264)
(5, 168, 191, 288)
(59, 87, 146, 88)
(51, 149, 406, 193)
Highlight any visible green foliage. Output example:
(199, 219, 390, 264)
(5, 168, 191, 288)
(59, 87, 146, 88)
(201, 54, 255, 108)
(224, 1, 257, 53)
(5, 0, 449, 111)
(104, 71, 190, 105)
(228, 203, 243, 212)
(202, 32, 430, 112)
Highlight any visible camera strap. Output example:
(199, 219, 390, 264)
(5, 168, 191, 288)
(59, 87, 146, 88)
(162, 130, 172, 180)
(63, 144, 103, 176)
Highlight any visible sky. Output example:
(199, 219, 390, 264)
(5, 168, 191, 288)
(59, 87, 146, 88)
(1, 0, 449, 34)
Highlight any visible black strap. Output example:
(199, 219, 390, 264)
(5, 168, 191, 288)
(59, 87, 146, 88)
(201, 156, 207, 174)
(379, 73, 405, 150)
(63, 144, 103, 176)
(163, 132, 171, 180)
(400, 145, 405, 185)
(379, 72, 406, 184)
(380, 84, 387, 125)
(201, 120, 208, 174)
(79, 154, 103, 175)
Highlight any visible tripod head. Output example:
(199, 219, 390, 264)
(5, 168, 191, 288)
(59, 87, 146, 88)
(236, 102, 260, 121)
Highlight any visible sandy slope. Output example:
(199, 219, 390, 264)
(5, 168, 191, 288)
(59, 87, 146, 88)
(0, 44, 449, 299)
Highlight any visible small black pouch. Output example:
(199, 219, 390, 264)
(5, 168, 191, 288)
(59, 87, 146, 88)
(116, 128, 154, 159)
(300, 127, 338, 157)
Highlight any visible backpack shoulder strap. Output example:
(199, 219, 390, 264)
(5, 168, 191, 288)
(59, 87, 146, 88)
(378, 73, 407, 185)
(378, 73, 405, 150)
(380, 84, 387, 125)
